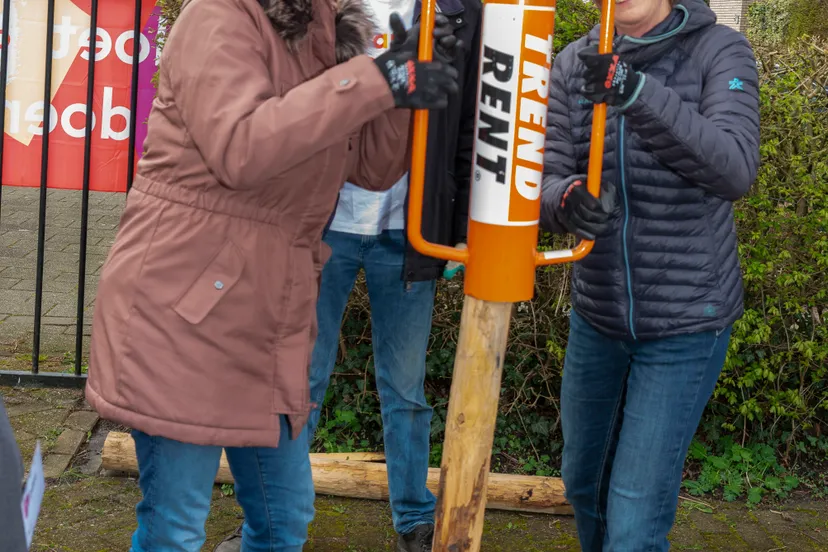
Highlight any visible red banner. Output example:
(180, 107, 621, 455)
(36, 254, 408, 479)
(1, 0, 158, 192)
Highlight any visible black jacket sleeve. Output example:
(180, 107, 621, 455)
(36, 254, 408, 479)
(451, 7, 482, 244)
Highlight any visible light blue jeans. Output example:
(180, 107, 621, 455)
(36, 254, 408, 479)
(307, 229, 437, 535)
(562, 310, 732, 551)
(130, 416, 314, 552)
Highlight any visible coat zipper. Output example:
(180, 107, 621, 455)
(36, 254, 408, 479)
(618, 116, 637, 340)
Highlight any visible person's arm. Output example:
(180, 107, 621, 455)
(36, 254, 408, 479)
(540, 47, 579, 234)
(621, 30, 760, 201)
(347, 109, 412, 192)
(350, 12, 462, 192)
(168, 0, 396, 191)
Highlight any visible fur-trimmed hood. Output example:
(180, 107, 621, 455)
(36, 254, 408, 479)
(261, 0, 376, 62)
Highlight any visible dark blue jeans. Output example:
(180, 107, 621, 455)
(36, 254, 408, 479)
(130, 416, 314, 552)
(307, 230, 437, 535)
(562, 310, 731, 552)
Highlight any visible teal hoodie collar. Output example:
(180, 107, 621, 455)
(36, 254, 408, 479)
(585, 0, 716, 52)
(622, 4, 689, 45)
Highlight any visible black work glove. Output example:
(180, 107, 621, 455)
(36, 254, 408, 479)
(577, 46, 643, 108)
(430, 14, 462, 64)
(554, 176, 617, 241)
(374, 13, 460, 110)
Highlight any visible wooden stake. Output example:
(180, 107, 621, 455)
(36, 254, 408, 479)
(101, 431, 570, 515)
(433, 296, 513, 552)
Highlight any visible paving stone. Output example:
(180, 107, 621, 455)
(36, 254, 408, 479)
(13, 278, 80, 294)
(42, 452, 74, 479)
(752, 508, 801, 530)
(41, 250, 88, 267)
(2, 245, 38, 259)
(0, 277, 22, 290)
(5, 402, 58, 417)
(0, 188, 122, 353)
(51, 428, 88, 456)
(1, 387, 82, 407)
(43, 316, 83, 327)
(43, 297, 83, 318)
(64, 410, 100, 432)
(0, 291, 37, 315)
(53, 272, 96, 287)
(9, 408, 71, 439)
(2, 314, 37, 329)
(787, 507, 828, 544)
(0, 264, 39, 280)
(0, 234, 24, 247)
(62, 243, 112, 257)
(37, 328, 78, 354)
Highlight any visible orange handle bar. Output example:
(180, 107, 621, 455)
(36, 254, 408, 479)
(407, 0, 469, 265)
(536, 0, 614, 266)
(407, 0, 614, 268)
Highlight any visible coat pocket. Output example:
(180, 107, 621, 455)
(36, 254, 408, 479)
(173, 240, 246, 325)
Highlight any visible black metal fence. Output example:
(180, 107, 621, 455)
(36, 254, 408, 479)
(0, 0, 143, 387)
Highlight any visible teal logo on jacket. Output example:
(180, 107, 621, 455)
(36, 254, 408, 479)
(729, 78, 744, 91)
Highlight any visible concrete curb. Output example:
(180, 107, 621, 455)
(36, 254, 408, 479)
(42, 403, 99, 480)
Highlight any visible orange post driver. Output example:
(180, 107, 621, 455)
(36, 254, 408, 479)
(408, 0, 615, 549)
(408, 0, 615, 302)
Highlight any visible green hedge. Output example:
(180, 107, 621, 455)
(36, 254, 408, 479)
(748, 0, 828, 45)
(156, 1, 828, 490)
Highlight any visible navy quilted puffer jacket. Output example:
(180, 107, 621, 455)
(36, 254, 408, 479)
(540, 0, 760, 341)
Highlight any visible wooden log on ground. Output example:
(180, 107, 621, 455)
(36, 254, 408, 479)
(102, 431, 571, 515)
(311, 452, 386, 462)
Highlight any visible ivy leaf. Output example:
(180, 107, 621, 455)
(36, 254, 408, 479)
(747, 487, 764, 506)
(783, 476, 800, 491)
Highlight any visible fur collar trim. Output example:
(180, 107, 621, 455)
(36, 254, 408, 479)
(262, 0, 376, 62)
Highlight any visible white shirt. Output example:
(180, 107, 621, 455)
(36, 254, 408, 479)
(328, 0, 419, 236)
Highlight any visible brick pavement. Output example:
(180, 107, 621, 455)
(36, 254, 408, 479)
(0, 187, 125, 356)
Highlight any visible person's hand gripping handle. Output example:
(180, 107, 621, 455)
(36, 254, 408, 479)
(374, 13, 461, 110)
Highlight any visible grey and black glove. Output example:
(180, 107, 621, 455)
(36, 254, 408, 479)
(553, 176, 617, 241)
(430, 14, 462, 64)
(374, 13, 460, 110)
(578, 46, 643, 108)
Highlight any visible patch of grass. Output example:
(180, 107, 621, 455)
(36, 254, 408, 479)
(15, 353, 48, 362)
(683, 438, 800, 506)
(61, 363, 88, 375)
(44, 427, 64, 445)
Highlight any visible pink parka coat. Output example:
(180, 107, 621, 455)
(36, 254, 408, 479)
(86, 0, 410, 447)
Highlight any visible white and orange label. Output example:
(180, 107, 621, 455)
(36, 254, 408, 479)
(372, 33, 392, 50)
(469, 2, 556, 227)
